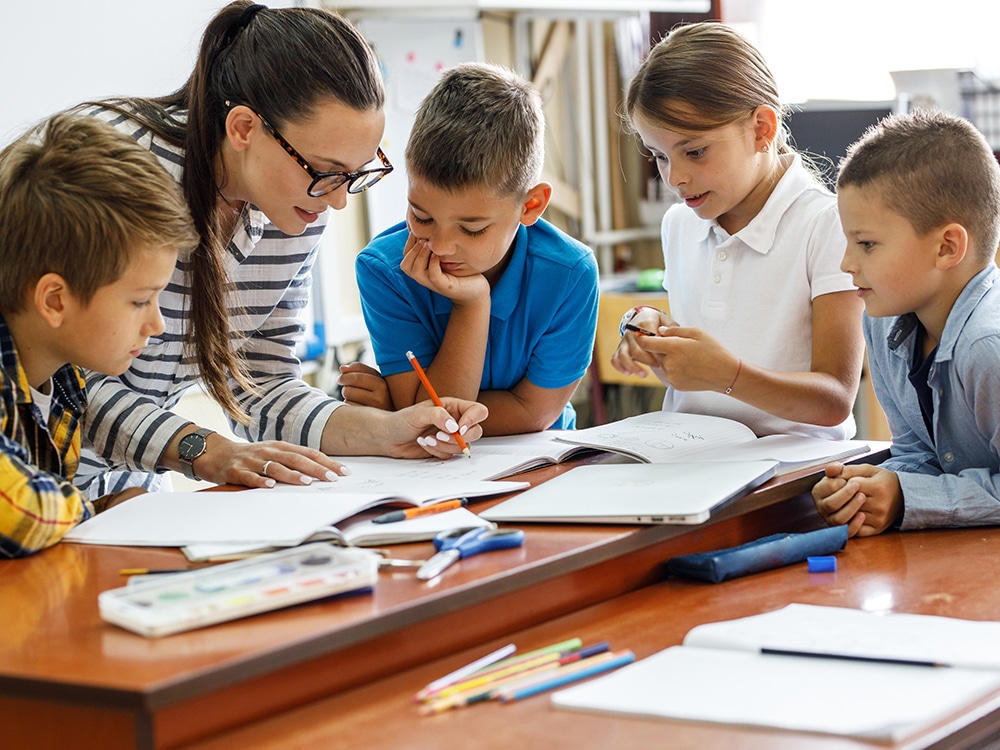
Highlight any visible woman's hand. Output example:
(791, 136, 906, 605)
(184, 434, 351, 489)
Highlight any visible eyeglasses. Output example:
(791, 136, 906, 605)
(250, 107, 393, 198)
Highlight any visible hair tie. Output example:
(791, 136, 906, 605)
(240, 3, 267, 28)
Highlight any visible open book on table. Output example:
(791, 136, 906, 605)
(552, 604, 1000, 742)
(318, 433, 599, 483)
(63, 477, 524, 548)
(464, 432, 601, 477)
(553, 411, 870, 474)
(182, 506, 494, 561)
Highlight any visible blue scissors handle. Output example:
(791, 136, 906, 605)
(433, 526, 487, 553)
(451, 528, 525, 558)
(418, 527, 525, 580)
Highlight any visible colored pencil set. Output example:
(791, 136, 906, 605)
(415, 638, 635, 714)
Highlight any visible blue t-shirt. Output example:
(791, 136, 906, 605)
(356, 218, 599, 429)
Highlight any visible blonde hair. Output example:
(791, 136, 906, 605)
(0, 112, 197, 315)
(406, 62, 544, 197)
(838, 109, 1000, 264)
(625, 22, 790, 154)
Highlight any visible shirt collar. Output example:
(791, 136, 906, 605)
(935, 264, 999, 361)
(696, 153, 819, 254)
(884, 265, 1000, 362)
(0, 313, 85, 411)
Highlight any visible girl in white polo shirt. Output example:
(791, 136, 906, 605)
(612, 22, 863, 440)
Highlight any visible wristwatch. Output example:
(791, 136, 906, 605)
(177, 428, 215, 481)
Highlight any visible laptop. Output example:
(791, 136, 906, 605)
(480, 461, 778, 525)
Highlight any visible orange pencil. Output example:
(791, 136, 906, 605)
(406, 350, 472, 458)
(371, 498, 467, 524)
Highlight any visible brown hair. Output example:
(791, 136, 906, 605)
(405, 62, 544, 198)
(838, 109, 1000, 264)
(89, 1, 385, 423)
(0, 113, 197, 314)
(625, 22, 790, 154)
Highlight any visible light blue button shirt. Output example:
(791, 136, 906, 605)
(865, 265, 1000, 528)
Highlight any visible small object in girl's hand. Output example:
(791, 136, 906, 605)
(624, 323, 657, 337)
(807, 555, 837, 573)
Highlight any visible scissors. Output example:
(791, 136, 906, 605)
(416, 526, 525, 581)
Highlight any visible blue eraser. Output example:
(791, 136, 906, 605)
(807, 555, 837, 573)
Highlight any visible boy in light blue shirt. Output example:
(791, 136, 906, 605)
(813, 110, 1000, 537)
(353, 62, 598, 434)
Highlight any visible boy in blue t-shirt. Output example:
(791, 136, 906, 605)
(350, 62, 598, 435)
(813, 110, 1000, 537)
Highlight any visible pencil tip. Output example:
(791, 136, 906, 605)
(463, 447, 472, 458)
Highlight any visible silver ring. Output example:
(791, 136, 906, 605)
(261, 460, 273, 477)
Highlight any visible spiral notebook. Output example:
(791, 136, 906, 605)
(480, 461, 778, 525)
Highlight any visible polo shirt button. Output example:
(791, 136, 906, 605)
(713, 274, 722, 284)
(717, 251, 727, 261)
(943, 451, 955, 463)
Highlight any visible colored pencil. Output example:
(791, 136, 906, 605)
(496, 649, 636, 703)
(465, 637, 583, 675)
(420, 643, 611, 714)
(416, 637, 583, 703)
(434, 641, 610, 700)
(412, 643, 516, 702)
(119, 568, 196, 576)
(406, 351, 471, 457)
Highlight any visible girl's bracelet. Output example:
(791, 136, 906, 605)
(724, 358, 742, 395)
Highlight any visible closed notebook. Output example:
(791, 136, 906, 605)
(480, 461, 778, 525)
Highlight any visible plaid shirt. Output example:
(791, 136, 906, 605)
(0, 314, 93, 558)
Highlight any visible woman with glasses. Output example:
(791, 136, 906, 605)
(70, 1, 486, 497)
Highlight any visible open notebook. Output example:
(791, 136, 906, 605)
(552, 604, 1000, 742)
(480, 461, 778, 525)
(64, 477, 524, 547)
(553, 411, 870, 474)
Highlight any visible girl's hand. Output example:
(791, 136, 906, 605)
(399, 231, 489, 305)
(636, 326, 739, 393)
(610, 308, 677, 378)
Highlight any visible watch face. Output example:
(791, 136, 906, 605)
(179, 433, 207, 460)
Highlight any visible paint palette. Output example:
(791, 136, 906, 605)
(98, 543, 380, 637)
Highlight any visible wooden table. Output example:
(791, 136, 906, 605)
(180, 526, 1000, 750)
(2, 451, 883, 750)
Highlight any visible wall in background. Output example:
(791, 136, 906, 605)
(0, 0, 249, 146)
